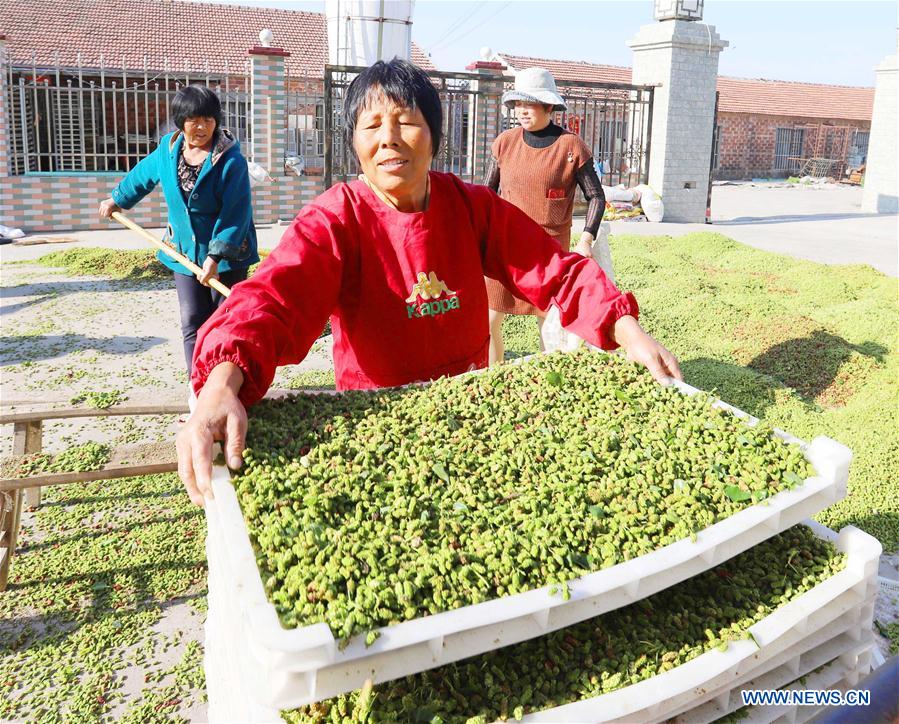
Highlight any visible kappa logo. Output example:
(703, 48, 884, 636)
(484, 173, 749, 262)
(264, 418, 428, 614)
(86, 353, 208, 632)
(405, 271, 461, 319)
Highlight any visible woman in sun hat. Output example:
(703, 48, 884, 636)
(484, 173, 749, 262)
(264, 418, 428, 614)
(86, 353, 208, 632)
(484, 67, 606, 364)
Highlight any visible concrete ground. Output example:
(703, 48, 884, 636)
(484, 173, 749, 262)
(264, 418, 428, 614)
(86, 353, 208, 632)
(600, 181, 898, 277)
(1, 180, 896, 716)
(4, 182, 897, 276)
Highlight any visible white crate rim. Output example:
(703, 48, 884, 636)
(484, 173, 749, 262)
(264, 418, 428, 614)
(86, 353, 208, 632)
(203, 525, 880, 720)
(672, 634, 875, 724)
(520, 525, 881, 722)
(207, 432, 850, 659)
(738, 648, 875, 724)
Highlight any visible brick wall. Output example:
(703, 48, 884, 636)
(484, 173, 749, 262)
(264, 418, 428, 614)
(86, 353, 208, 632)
(715, 111, 871, 180)
(0, 39, 325, 233)
(0, 172, 323, 232)
(0, 37, 8, 181)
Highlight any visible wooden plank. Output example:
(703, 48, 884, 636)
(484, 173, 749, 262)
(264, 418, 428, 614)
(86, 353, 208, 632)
(22, 420, 43, 509)
(0, 546, 8, 591)
(0, 403, 188, 425)
(0, 461, 179, 492)
(0, 490, 21, 591)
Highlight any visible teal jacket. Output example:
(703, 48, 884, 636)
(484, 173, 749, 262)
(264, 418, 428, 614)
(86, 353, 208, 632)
(111, 129, 259, 275)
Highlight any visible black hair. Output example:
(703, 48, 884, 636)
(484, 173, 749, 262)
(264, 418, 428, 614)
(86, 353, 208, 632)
(171, 85, 222, 130)
(344, 58, 442, 157)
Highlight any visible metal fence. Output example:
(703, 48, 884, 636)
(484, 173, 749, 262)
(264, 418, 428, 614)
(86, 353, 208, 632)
(323, 65, 503, 188)
(285, 70, 326, 176)
(4, 52, 251, 175)
(538, 78, 654, 188)
(323, 65, 653, 190)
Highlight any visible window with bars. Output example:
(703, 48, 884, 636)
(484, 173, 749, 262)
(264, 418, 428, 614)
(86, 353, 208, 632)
(847, 130, 869, 168)
(711, 124, 722, 169)
(5, 67, 251, 174)
(774, 128, 805, 171)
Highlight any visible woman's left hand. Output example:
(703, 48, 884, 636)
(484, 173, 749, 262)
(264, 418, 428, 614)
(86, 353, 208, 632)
(573, 232, 594, 258)
(199, 257, 219, 287)
(613, 315, 683, 383)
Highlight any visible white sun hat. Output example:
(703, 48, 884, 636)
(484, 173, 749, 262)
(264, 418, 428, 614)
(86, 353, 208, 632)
(501, 67, 567, 111)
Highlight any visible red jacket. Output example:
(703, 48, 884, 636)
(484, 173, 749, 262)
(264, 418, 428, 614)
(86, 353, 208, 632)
(192, 172, 638, 405)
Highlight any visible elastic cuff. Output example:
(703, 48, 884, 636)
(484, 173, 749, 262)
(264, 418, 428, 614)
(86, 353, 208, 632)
(191, 354, 262, 408)
(207, 254, 223, 263)
(598, 292, 640, 350)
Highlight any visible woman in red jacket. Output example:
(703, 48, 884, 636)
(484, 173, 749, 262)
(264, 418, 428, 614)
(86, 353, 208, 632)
(177, 59, 681, 505)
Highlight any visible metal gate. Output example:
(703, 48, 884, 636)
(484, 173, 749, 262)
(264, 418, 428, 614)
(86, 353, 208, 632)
(324, 64, 653, 190)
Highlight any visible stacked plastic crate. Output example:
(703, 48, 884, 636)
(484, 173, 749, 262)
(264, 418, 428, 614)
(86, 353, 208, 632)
(203, 378, 880, 723)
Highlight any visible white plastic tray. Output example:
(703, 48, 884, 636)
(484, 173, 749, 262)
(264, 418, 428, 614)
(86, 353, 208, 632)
(738, 648, 875, 724)
(520, 525, 881, 723)
(674, 634, 875, 724)
(203, 524, 879, 719)
(205, 418, 850, 707)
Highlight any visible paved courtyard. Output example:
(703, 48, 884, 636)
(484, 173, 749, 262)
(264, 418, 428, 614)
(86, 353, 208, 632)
(603, 182, 898, 277)
(5, 182, 897, 277)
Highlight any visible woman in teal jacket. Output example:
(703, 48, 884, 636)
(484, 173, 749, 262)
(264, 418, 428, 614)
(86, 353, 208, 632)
(99, 85, 259, 386)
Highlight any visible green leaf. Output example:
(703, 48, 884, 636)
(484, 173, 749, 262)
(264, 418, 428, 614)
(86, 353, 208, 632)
(432, 463, 450, 483)
(545, 371, 563, 387)
(725, 485, 752, 502)
(783, 470, 804, 487)
(588, 505, 607, 518)
(614, 389, 635, 405)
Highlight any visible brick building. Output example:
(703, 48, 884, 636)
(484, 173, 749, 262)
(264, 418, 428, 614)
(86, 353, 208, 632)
(0, 0, 434, 232)
(494, 52, 874, 181)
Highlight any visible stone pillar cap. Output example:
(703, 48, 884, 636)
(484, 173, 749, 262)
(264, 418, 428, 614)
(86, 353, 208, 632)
(466, 60, 506, 72)
(248, 46, 291, 57)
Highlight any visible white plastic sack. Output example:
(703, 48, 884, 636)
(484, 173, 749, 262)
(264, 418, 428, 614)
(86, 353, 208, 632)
(284, 156, 305, 178)
(540, 305, 583, 354)
(591, 222, 616, 284)
(635, 184, 664, 222)
(603, 184, 636, 203)
(247, 161, 271, 188)
(0, 225, 25, 239)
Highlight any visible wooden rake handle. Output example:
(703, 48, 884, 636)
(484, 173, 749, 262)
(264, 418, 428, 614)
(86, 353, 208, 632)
(111, 211, 231, 298)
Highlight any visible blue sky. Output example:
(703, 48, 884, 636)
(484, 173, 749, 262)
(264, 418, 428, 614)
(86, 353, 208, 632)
(203, 0, 897, 87)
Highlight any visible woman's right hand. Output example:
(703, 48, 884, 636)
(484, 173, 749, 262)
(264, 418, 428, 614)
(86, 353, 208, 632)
(176, 363, 247, 506)
(98, 198, 121, 219)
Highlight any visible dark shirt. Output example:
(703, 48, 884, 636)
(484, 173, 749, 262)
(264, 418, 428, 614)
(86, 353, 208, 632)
(178, 147, 222, 263)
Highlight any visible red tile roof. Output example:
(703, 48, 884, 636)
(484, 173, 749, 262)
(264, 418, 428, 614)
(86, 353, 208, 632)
(498, 52, 874, 122)
(0, 0, 435, 75)
(498, 52, 633, 86)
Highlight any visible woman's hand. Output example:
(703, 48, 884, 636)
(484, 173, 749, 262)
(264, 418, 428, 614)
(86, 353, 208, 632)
(573, 232, 594, 258)
(98, 198, 121, 220)
(612, 315, 683, 383)
(176, 363, 246, 506)
(199, 257, 219, 287)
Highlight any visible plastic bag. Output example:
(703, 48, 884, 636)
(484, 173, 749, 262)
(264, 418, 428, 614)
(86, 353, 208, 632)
(541, 305, 583, 354)
(635, 184, 664, 222)
(0, 225, 25, 239)
(541, 223, 617, 353)
(591, 222, 616, 284)
(247, 161, 272, 188)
